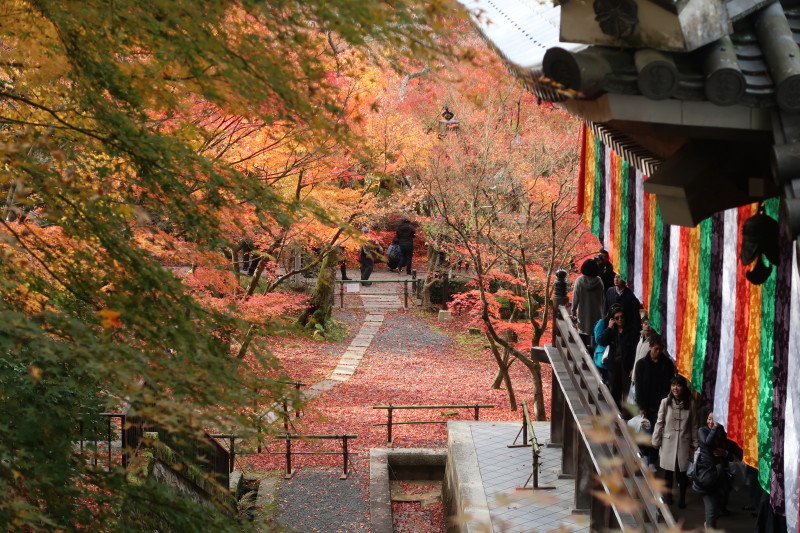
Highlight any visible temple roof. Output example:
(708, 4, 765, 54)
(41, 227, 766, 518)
(459, 0, 800, 254)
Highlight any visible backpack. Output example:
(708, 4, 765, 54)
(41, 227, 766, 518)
(386, 244, 401, 267)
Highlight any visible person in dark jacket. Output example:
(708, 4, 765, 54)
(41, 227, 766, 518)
(571, 258, 605, 351)
(358, 227, 383, 285)
(598, 305, 639, 407)
(596, 249, 616, 290)
(594, 304, 622, 383)
(633, 335, 675, 428)
(604, 274, 642, 334)
(633, 335, 674, 467)
(394, 218, 416, 275)
(693, 412, 732, 528)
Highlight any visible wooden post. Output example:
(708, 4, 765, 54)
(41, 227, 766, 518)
(574, 435, 593, 513)
(293, 251, 302, 286)
(285, 436, 293, 479)
(550, 372, 565, 447)
(560, 417, 577, 478)
(552, 270, 569, 343)
(387, 407, 393, 443)
(340, 437, 349, 479)
(229, 437, 235, 473)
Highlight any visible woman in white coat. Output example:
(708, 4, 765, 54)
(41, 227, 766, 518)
(652, 374, 697, 508)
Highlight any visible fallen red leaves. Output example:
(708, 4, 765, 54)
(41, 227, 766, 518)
(243, 310, 552, 471)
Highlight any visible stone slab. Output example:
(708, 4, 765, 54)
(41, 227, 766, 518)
(255, 476, 278, 509)
(349, 338, 372, 347)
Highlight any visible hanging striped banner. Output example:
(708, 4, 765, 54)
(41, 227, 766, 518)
(577, 123, 800, 525)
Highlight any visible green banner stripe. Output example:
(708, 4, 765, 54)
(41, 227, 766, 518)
(691, 217, 713, 390)
(758, 198, 779, 490)
(649, 206, 664, 334)
(619, 160, 630, 282)
(591, 137, 602, 237)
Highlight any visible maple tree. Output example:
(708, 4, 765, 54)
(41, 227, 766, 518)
(0, 0, 462, 530)
(384, 33, 590, 420)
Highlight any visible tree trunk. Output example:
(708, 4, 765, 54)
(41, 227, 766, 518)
(296, 248, 336, 330)
(487, 335, 516, 411)
(529, 358, 547, 421)
(420, 247, 441, 308)
(491, 350, 515, 388)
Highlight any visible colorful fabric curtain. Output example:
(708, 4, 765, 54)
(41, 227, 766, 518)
(577, 124, 800, 528)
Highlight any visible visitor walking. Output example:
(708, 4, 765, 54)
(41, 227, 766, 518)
(593, 305, 622, 383)
(693, 412, 732, 529)
(634, 317, 654, 367)
(395, 218, 416, 275)
(386, 237, 401, 272)
(598, 304, 638, 406)
(596, 249, 616, 290)
(633, 335, 674, 468)
(571, 258, 605, 351)
(633, 335, 674, 429)
(358, 227, 383, 286)
(652, 375, 697, 508)
(604, 274, 642, 334)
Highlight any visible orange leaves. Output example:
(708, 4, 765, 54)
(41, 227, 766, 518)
(28, 365, 43, 383)
(97, 309, 122, 329)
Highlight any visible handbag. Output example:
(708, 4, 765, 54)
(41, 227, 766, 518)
(686, 448, 700, 480)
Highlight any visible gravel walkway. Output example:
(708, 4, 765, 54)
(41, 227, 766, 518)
(369, 313, 453, 358)
(275, 468, 370, 533)
(272, 311, 448, 533)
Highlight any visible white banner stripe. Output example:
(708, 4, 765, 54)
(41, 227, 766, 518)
(666, 225, 680, 355)
(633, 170, 645, 300)
(715, 208, 738, 427)
(784, 246, 800, 533)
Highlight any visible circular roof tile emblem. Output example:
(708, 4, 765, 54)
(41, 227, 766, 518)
(593, 0, 638, 39)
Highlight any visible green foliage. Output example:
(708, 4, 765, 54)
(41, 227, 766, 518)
(0, 0, 459, 530)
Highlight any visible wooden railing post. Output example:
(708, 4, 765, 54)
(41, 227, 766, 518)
(285, 436, 292, 479)
(574, 435, 592, 513)
(229, 437, 235, 473)
(340, 436, 350, 479)
(550, 371, 565, 447)
(560, 417, 577, 478)
(552, 269, 569, 340)
(387, 406, 393, 443)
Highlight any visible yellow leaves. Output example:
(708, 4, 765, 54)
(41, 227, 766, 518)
(97, 308, 122, 329)
(592, 488, 642, 514)
(28, 365, 42, 383)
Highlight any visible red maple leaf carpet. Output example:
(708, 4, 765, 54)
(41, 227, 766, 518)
(242, 309, 552, 532)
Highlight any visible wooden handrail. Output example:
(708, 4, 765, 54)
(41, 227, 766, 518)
(549, 304, 675, 530)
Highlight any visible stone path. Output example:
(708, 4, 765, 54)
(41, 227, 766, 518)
(305, 273, 409, 400)
(304, 312, 385, 400)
